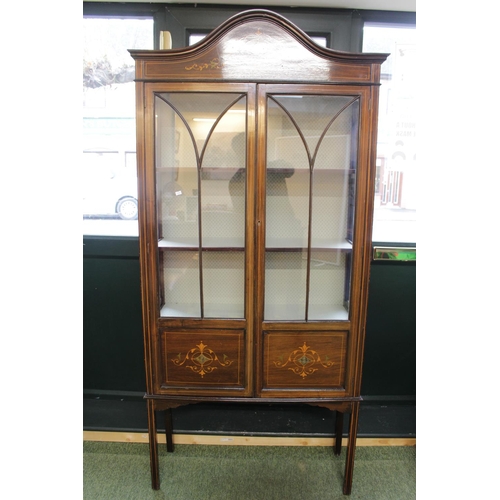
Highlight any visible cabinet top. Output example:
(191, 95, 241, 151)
(129, 9, 389, 84)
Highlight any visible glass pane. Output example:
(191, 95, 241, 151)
(161, 250, 201, 317)
(83, 17, 153, 236)
(311, 100, 358, 247)
(155, 95, 198, 247)
(272, 95, 353, 160)
(264, 94, 358, 321)
(156, 95, 199, 246)
(203, 252, 245, 318)
(201, 101, 246, 248)
(156, 92, 247, 319)
(363, 25, 416, 243)
(308, 250, 349, 320)
(264, 251, 307, 321)
(156, 93, 246, 247)
(266, 98, 308, 248)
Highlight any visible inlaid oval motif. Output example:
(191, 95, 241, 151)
(172, 341, 233, 378)
(274, 342, 334, 378)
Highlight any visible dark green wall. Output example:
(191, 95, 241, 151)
(363, 261, 416, 397)
(83, 237, 415, 398)
(83, 237, 145, 393)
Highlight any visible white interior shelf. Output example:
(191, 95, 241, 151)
(265, 238, 352, 250)
(264, 304, 349, 321)
(160, 303, 244, 318)
(158, 237, 245, 249)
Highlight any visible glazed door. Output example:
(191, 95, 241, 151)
(256, 84, 371, 398)
(143, 82, 371, 397)
(144, 83, 256, 396)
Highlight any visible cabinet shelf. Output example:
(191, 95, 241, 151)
(160, 304, 348, 321)
(160, 303, 244, 319)
(264, 304, 348, 321)
(265, 240, 352, 251)
(158, 239, 352, 251)
(160, 304, 200, 318)
(158, 238, 245, 250)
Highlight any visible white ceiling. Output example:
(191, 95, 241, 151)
(91, 0, 416, 13)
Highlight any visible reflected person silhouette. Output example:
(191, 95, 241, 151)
(228, 134, 303, 243)
(266, 159, 302, 241)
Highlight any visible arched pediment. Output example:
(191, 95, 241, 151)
(130, 10, 388, 83)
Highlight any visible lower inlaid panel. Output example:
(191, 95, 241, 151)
(263, 331, 347, 390)
(161, 330, 245, 388)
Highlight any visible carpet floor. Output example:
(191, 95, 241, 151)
(83, 441, 416, 500)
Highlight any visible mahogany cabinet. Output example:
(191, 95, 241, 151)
(130, 10, 387, 495)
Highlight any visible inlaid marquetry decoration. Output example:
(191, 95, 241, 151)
(274, 342, 334, 379)
(172, 341, 234, 378)
(185, 58, 223, 71)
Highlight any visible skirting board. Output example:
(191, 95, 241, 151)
(83, 431, 416, 447)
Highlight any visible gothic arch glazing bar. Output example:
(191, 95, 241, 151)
(263, 91, 360, 321)
(154, 91, 249, 319)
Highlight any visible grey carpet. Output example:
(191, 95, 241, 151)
(83, 442, 415, 499)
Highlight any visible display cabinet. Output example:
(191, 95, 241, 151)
(130, 10, 387, 495)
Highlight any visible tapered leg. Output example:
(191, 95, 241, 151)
(147, 399, 160, 490)
(343, 402, 360, 495)
(335, 411, 344, 456)
(165, 408, 174, 452)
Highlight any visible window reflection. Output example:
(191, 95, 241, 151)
(83, 17, 153, 236)
(363, 25, 416, 244)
